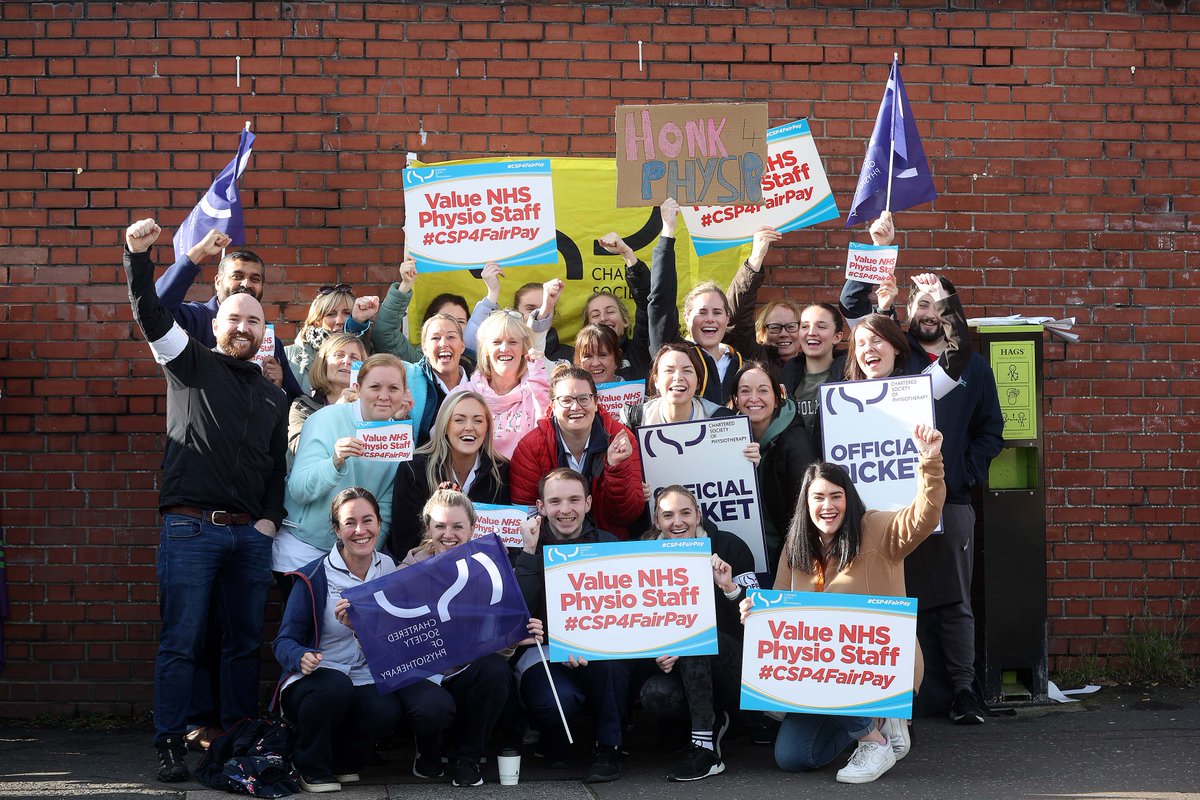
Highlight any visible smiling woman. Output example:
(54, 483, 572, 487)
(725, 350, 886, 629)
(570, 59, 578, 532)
(287, 333, 368, 460)
(272, 486, 403, 791)
(387, 391, 510, 560)
(273, 354, 412, 574)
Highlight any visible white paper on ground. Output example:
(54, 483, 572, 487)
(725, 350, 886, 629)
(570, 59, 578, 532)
(1048, 680, 1102, 703)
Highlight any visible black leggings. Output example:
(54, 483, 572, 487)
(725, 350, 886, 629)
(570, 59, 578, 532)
(640, 631, 742, 731)
(281, 668, 400, 780)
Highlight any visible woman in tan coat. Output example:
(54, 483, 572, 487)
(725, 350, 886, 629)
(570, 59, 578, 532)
(742, 424, 944, 785)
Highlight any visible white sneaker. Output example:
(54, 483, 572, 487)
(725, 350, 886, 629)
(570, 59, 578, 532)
(836, 738, 897, 784)
(881, 718, 910, 761)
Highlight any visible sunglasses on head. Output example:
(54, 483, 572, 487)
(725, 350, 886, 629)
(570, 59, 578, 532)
(317, 284, 353, 296)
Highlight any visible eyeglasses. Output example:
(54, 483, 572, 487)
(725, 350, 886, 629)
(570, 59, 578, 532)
(764, 321, 801, 334)
(317, 284, 353, 295)
(554, 393, 595, 409)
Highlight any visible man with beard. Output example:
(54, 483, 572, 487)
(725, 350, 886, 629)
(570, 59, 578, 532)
(154, 227, 299, 397)
(124, 218, 288, 782)
(878, 264, 1004, 726)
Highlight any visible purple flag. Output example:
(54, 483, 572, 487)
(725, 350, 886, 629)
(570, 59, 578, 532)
(172, 127, 256, 261)
(342, 535, 530, 693)
(844, 60, 937, 228)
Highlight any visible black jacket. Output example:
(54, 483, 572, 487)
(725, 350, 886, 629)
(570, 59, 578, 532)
(514, 521, 619, 624)
(387, 451, 510, 560)
(125, 248, 288, 527)
(648, 236, 743, 405)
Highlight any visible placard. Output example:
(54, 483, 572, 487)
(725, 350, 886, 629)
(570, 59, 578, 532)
(595, 380, 645, 418)
(740, 589, 917, 718)
(543, 539, 718, 662)
(354, 419, 415, 462)
(819, 376, 936, 524)
(349, 359, 362, 389)
(252, 323, 275, 367)
(473, 503, 534, 548)
(845, 243, 899, 284)
(637, 416, 768, 573)
(342, 535, 530, 692)
(681, 119, 840, 255)
(402, 160, 558, 272)
(615, 103, 768, 207)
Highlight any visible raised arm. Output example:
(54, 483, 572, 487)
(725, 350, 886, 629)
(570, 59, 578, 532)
(916, 273, 971, 399)
(648, 198, 684, 353)
(881, 424, 947, 561)
(125, 219, 195, 368)
(725, 227, 781, 361)
(351, 257, 422, 362)
(840, 211, 896, 328)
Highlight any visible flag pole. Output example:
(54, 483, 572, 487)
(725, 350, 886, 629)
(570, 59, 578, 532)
(534, 639, 574, 744)
(885, 53, 898, 213)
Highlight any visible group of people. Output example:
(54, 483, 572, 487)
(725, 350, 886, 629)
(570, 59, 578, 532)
(123, 197, 1003, 791)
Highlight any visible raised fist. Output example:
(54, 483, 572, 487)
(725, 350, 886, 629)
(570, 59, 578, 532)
(125, 218, 161, 253)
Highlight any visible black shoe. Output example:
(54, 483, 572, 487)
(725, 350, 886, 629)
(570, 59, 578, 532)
(950, 689, 985, 725)
(155, 737, 189, 783)
(451, 758, 483, 787)
(750, 713, 780, 745)
(668, 745, 725, 782)
(583, 745, 621, 784)
(413, 751, 445, 778)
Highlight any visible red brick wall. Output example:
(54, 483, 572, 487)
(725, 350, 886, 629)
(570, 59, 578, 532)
(1, 1, 1197, 716)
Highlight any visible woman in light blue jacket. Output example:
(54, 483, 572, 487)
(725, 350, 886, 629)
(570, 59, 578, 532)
(273, 354, 412, 573)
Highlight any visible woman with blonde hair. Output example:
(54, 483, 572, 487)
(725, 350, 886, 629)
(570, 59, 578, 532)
(449, 308, 550, 460)
(387, 391, 509, 559)
(275, 353, 412, 573)
(394, 489, 543, 787)
(286, 284, 379, 396)
(288, 332, 367, 458)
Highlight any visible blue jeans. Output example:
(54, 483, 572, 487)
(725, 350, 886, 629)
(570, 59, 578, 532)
(520, 659, 631, 750)
(154, 514, 273, 744)
(775, 713, 873, 772)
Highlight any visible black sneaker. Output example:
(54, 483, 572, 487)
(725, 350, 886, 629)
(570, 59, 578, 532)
(950, 689, 985, 725)
(451, 758, 483, 787)
(155, 737, 189, 783)
(750, 713, 780, 745)
(413, 751, 445, 778)
(583, 745, 621, 783)
(668, 745, 725, 782)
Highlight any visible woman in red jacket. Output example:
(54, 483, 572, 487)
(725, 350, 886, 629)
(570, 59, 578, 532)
(509, 364, 643, 538)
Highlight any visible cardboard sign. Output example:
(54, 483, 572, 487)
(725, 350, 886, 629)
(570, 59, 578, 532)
(595, 380, 645, 418)
(343, 535, 530, 691)
(845, 243, 899, 284)
(473, 503, 535, 549)
(354, 419, 415, 462)
(543, 539, 718, 662)
(819, 376, 937, 527)
(740, 589, 918, 718)
(637, 416, 768, 573)
(681, 119, 840, 255)
(615, 103, 769, 207)
(252, 323, 275, 368)
(402, 160, 558, 272)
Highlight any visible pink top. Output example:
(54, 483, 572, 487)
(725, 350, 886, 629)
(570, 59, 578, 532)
(449, 356, 550, 461)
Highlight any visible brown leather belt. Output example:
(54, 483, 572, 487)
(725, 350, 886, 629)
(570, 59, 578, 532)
(163, 505, 254, 526)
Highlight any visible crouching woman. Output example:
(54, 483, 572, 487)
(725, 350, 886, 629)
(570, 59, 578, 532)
(273, 487, 400, 793)
(742, 425, 945, 785)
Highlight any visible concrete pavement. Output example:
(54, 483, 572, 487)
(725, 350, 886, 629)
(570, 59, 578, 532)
(1, 686, 1197, 800)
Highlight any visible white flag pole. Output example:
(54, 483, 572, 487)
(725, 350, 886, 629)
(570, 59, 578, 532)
(885, 53, 898, 213)
(534, 639, 574, 744)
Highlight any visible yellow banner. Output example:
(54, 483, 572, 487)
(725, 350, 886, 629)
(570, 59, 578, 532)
(409, 157, 749, 347)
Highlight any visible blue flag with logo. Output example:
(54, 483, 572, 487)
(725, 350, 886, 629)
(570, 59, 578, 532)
(844, 60, 937, 228)
(342, 535, 530, 693)
(173, 127, 256, 261)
